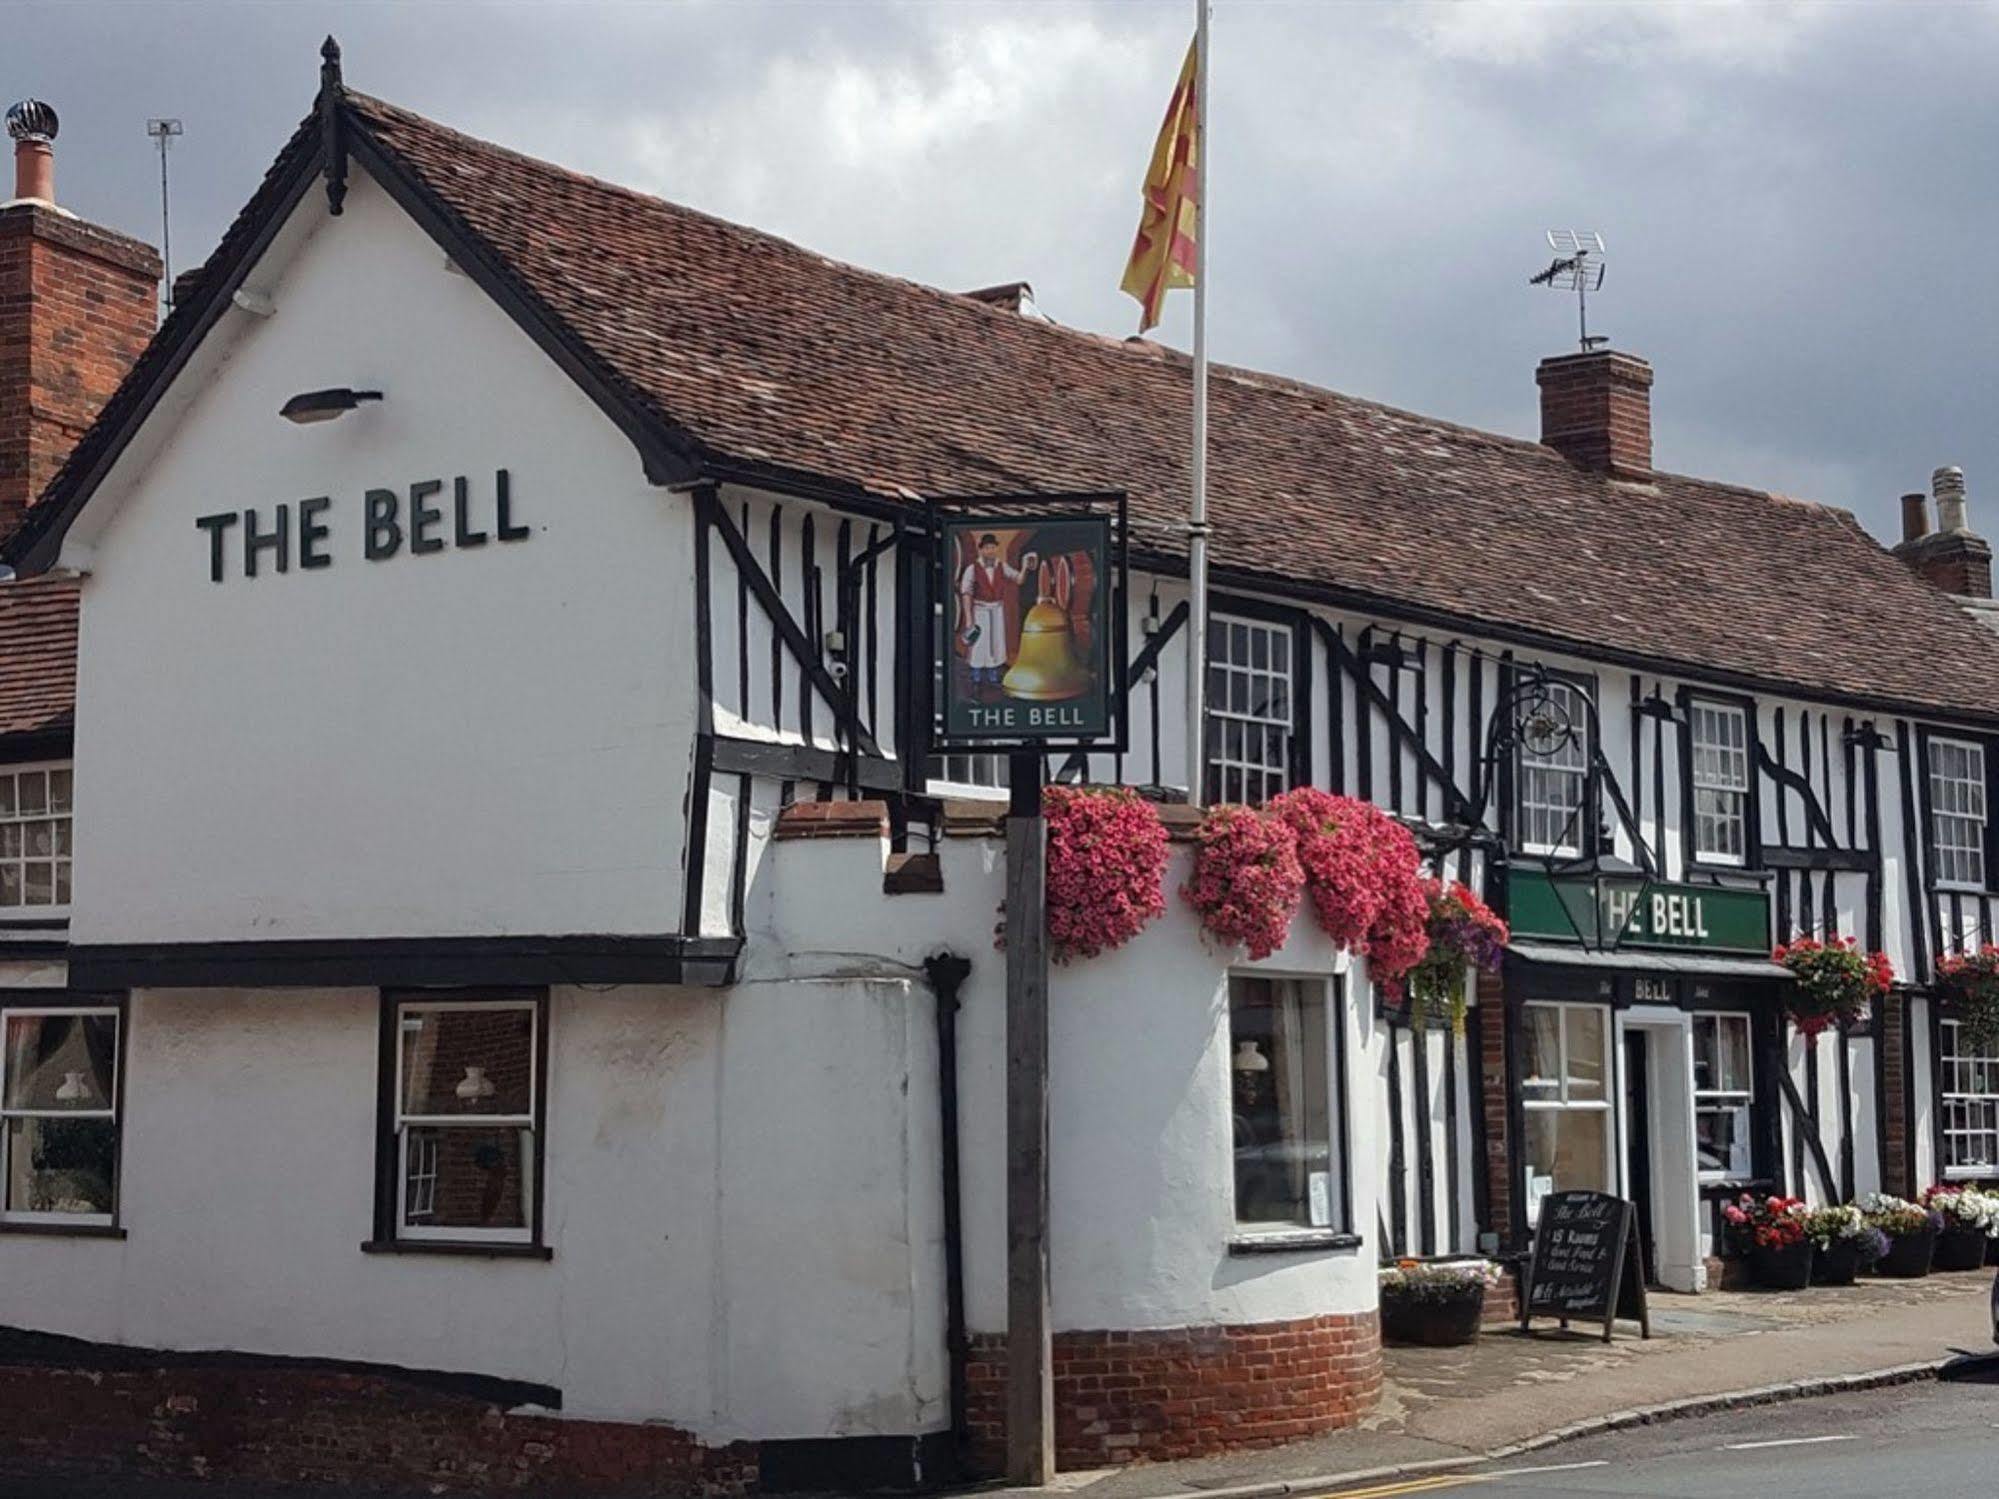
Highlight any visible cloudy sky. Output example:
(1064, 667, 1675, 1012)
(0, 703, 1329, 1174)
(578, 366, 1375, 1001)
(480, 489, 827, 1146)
(8, 0, 1996, 544)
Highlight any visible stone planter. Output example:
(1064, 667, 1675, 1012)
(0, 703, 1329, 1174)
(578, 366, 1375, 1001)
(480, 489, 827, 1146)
(1875, 1226, 1937, 1278)
(1380, 1286, 1483, 1347)
(1749, 1240, 1812, 1290)
(1811, 1238, 1866, 1286)
(1933, 1223, 1989, 1272)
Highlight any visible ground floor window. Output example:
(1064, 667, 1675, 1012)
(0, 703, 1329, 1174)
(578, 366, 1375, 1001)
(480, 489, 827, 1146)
(1941, 1017, 1999, 1177)
(1228, 974, 1345, 1231)
(1693, 1012, 1754, 1181)
(1, 1002, 120, 1226)
(377, 992, 545, 1248)
(1521, 1000, 1612, 1223)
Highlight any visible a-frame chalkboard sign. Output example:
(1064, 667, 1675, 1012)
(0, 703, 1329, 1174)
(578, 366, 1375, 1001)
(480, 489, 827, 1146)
(1520, 1191, 1651, 1344)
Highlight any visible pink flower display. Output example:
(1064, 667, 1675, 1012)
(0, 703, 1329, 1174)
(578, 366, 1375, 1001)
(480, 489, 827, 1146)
(1268, 787, 1430, 990)
(1181, 804, 1306, 960)
(1041, 785, 1169, 963)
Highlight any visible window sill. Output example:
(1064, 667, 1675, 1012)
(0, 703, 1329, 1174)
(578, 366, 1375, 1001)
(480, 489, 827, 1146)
(360, 1239, 551, 1261)
(1227, 1228, 1362, 1257)
(0, 1220, 125, 1240)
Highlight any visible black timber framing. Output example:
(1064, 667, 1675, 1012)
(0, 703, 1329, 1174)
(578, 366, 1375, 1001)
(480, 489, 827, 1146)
(67, 935, 742, 990)
(1409, 1021, 1436, 1255)
(1384, 1025, 1408, 1255)
(1316, 619, 1477, 827)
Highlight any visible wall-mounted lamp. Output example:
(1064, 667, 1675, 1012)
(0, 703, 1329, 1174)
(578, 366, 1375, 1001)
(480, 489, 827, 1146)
(279, 387, 383, 424)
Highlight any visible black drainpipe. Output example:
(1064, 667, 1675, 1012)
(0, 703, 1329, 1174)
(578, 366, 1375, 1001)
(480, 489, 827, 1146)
(922, 951, 972, 1478)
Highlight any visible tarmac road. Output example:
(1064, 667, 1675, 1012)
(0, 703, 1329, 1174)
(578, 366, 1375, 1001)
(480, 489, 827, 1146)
(1340, 1364, 1999, 1499)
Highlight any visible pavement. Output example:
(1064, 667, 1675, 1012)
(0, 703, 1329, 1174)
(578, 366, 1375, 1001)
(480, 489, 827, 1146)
(1011, 1268, 1999, 1499)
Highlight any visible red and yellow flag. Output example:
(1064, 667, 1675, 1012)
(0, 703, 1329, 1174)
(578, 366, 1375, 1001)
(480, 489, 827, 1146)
(1120, 36, 1200, 334)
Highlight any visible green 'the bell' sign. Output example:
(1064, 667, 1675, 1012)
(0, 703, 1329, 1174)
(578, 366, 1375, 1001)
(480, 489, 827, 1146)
(1509, 869, 1771, 955)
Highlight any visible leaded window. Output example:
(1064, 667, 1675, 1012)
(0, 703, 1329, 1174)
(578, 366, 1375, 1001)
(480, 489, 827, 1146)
(1517, 682, 1589, 856)
(1205, 615, 1293, 806)
(1941, 1019, 1999, 1176)
(1690, 703, 1750, 865)
(0, 764, 73, 914)
(1929, 737, 1986, 890)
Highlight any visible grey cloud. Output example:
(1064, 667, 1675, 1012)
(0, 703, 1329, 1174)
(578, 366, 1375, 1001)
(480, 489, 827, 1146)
(6, 0, 1997, 543)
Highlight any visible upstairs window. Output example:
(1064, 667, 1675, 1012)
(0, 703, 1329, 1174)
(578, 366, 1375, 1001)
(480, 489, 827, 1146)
(1516, 680, 1589, 856)
(1206, 615, 1293, 806)
(1928, 737, 1986, 890)
(1690, 702, 1750, 865)
(1, 1005, 120, 1227)
(0, 764, 73, 916)
(928, 752, 1007, 798)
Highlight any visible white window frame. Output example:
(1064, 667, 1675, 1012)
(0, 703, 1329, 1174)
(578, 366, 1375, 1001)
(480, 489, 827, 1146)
(1521, 1000, 1614, 1224)
(1205, 613, 1294, 807)
(1516, 680, 1590, 858)
(0, 1003, 119, 1228)
(1940, 1017, 1999, 1179)
(1688, 701, 1750, 867)
(1928, 736, 1987, 892)
(1692, 1011, 1754, 1183)
(0, 760, 74, 921)
(1225, 972, 1348, 1236)
(926, 751, 1008, 800)
(392, 998, 538, 1245)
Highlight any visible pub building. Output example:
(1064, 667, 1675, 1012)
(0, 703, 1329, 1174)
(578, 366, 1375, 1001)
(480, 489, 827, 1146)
(3, 46, 1999, 1495)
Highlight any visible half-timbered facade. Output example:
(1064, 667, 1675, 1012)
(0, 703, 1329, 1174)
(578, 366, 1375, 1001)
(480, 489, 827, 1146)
(6, 53, 1999, 1492)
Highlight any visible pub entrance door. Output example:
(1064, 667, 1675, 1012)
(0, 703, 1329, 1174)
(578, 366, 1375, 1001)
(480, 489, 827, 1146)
(1623, 1030, 1659, 1286)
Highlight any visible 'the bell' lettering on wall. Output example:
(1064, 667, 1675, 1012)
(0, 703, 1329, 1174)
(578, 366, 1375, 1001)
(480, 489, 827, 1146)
(195, 469, 527, 582)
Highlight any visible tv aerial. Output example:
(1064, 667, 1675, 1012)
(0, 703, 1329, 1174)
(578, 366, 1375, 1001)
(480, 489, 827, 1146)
(1530, 230, 1607, 352)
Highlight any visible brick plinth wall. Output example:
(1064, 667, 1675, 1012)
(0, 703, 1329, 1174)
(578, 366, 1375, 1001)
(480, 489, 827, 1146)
(1479, 1264, 1522, 1324)
(0, 1363, 756, 1497)
(1477, 968, 1512, 1242)
(1880, 991, 1911, 1197)
(963, 1312, 1381, 1472)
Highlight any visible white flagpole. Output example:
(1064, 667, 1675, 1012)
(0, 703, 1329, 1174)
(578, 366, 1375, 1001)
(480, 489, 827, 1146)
(1185, 0, 1212, 807)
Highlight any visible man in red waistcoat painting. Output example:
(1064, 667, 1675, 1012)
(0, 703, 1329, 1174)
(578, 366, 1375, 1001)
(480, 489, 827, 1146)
(957, 532, 1037, 693)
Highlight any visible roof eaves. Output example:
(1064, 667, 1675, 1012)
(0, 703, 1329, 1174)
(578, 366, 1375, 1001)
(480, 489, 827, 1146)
(340, 99, 707, 491)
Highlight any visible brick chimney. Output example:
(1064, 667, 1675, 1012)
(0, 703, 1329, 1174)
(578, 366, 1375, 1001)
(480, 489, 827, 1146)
(0, 100, 161, 545)
(1536, 350, 1654, 482)
(1893, 465, 1992, 599)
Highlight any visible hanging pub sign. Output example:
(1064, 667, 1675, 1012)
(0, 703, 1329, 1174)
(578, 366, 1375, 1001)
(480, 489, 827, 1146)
(929, 495, 1128, 753)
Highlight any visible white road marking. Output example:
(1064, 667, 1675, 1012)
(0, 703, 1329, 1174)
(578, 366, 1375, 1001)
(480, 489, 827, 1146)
(1487, 1461, 1611, 1477)
(1719, 1434, 1857, 1451)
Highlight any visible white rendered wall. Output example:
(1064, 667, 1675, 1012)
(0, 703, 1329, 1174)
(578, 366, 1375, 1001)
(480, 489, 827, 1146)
(750, 829, 1382, 1338)
(65, 166, 695, 944)
(0, 980, 944, 1440)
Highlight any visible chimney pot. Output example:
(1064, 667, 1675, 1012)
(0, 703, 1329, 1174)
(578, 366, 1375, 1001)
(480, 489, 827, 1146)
(1536, 349, 1653, 481)
(5, 99, 57, 205)
(1934, 465, 1969, 533)
(1900, 492, 1931, 544)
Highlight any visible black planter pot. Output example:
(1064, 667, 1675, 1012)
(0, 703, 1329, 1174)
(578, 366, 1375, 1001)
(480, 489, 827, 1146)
(1749, 1240, 1813, 1290)
(1875, 1226, 1937, 1278)
(1934, 1224, 1989, 1272)
(1380, 1287, 1483, 1347)
(1988, 1234, 1999, 1268)
(1811, 1238, 1865, 1286)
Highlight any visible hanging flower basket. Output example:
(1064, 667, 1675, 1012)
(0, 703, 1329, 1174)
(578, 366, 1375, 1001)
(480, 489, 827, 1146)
(1268, 788, 1429, 992)
(1399, 879, 1508, 1034)
(1935, 946, 1999, 1051)
(1772, 937, 1893, 1039)
(1181, 804, 1304, 961)
(1040, 786, 1169, 964)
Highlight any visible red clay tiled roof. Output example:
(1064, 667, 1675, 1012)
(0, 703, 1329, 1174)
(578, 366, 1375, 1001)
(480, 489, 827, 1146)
(0, 576, 76, 741)
(345, 92, 1999, 717)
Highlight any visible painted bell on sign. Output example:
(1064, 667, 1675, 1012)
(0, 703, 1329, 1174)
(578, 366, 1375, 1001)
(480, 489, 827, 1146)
(1002, 599, 1090, 701)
